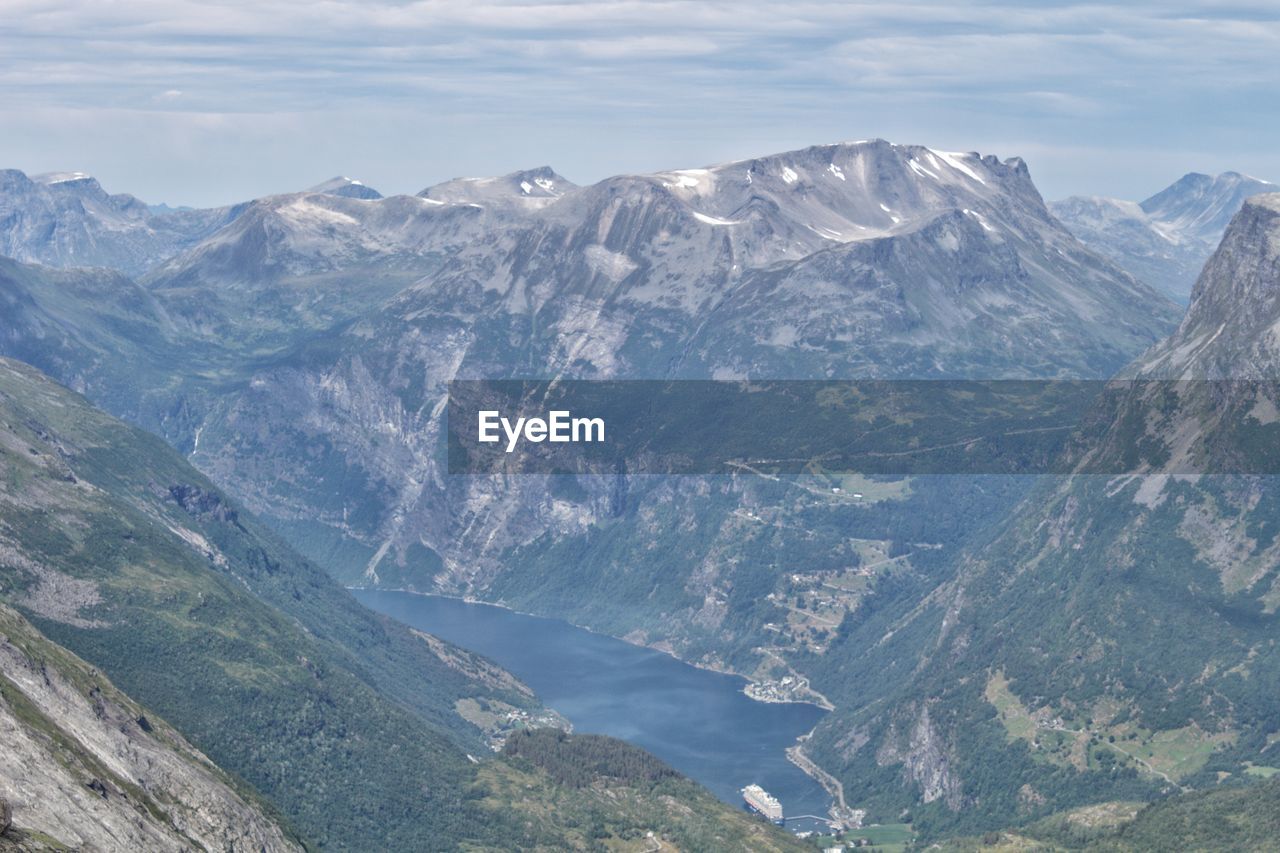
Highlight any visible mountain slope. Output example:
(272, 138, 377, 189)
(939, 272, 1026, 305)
(0, 355, 813, 851)
(936, 777, 1280, 851)
(0, 603, 300, 852)
(1051, 172, 1274, 302)
(0, 355, 541, 849)
(803, 194, 1280, 839)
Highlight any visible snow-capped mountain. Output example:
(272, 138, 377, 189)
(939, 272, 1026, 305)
(140, 140, 1177, 599)
(420, 165, 576, 208)
(1051, 171, 1274, 302)
(131, 140, 1174, 372)
(1141, 172, 1274, 243)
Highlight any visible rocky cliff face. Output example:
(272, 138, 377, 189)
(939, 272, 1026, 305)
(0, 603, 298, 851)
(1137, 193, 1280, 379)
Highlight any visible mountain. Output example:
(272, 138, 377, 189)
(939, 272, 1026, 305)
(141, 190, 484, 350)
(801, 194, 1280, 839)
(0, 602, 300, 851)
(0, 170, 238, 276)
(0, 142, 1186, 844)
(161, 140, 1177, 657)
(0, 139, 1180, 702)
(1051, 171, 1273, 302)
(1136, 192, 1280, 379)
(1140, 172, 1274, 243)
(307, 176, 383, 200)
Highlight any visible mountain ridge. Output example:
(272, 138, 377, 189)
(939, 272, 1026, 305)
(1051, 171, 1274, 302)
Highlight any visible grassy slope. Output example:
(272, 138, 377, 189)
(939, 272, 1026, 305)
(934, 777, 1280, 851)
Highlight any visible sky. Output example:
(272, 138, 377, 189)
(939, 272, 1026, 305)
(1, 1, 1277, 207)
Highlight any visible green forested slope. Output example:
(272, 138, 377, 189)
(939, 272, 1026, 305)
(470, 729, 810, 852)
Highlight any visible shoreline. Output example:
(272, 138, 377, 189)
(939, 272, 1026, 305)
(348, 584, 832, 709)
(349, 584, 849, 819)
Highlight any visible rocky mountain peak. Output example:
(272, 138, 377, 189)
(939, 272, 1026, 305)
(419, 165, 576, 206)
(1136, 192, 1280, 378)
(32, 170, 100, 189)
(307, 175, 384, 200)
(1140, 170, 1275, 242)
(1051, 170, 1275, 303)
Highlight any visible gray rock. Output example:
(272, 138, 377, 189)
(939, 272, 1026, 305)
(0, 169, 239, 276)
(307, 175, 383, 200)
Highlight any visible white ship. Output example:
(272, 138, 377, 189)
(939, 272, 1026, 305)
(741, 784, 784, 824)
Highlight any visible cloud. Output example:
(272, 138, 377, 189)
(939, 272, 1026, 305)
(0, 1, 1276, 204)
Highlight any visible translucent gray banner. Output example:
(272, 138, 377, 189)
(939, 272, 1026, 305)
(446, 380, 1280, 476)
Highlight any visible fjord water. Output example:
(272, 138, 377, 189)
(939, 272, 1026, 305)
(353, 590, 832, 825)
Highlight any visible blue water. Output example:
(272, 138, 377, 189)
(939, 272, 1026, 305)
(353, 589, 833, 828)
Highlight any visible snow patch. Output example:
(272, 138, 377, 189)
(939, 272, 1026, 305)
(931, 150, 987, 185)
(36, 171, 90, 185)
(662, 169, 710, 190)
(807, 224, 850, 242)
(908, 159, 940, 181)
(282, 198, 359, 226)
(692, 211, 741, 226)
(962, 208, 995, 232)
(781, 166, 799, 184)
(828, 163, 846, 181)
(520, 181, 533, 194)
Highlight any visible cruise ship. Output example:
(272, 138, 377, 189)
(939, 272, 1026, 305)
(741, 784, 784, 824)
